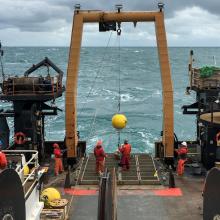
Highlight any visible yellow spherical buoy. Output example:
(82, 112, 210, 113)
(40, 188, 61, 203)
(23, 165, 29, 175)
(112, 114, 127, 129)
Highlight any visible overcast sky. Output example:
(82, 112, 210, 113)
(0, 0, 220, 46)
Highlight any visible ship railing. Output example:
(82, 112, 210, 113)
(98, 168, 117, 220)
(2, 76, 63, 96)
(2, 150, 40, 198)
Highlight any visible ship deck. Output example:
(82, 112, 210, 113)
(66, 175, 204, 220)
(44, 153, 205, 220)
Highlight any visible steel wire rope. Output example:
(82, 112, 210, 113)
(87, 128, 116, 152)
(116, 26, 122, 147)
(117, 33, 121, 113)
(85, 34, 119, 143)
(78, 31, 113, 119)
(98, 35, 121, 112)
(86, 108, 98, 142)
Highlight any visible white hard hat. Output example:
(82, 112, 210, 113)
(181, 141, 187, 147)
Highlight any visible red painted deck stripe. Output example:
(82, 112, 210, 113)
(153, 188, 182, 197)
(64, 188, 182, 197)
(64, 188, 98, 196)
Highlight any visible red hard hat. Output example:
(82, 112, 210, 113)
(53, 143, 59, 148)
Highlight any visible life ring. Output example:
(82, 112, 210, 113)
(14, 132, 26, 145)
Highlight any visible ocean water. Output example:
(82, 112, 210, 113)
(1, 46, 220, 153)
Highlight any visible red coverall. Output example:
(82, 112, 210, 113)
(54, 148, 64, 175)
(119, 144, 131, 171)
(0, 151, 7, 170)
(94, 146, 106, 174)
(177, 147, 188, 175)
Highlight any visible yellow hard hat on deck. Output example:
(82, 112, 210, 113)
(40, 187, 61, 202)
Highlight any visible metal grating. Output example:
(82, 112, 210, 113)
(78, 153, 160, 185)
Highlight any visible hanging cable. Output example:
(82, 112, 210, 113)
(78, 31, 113, 119)
(86, 108, 98, 141)
(117, 23, 122, 147)
(82, 32, 120, 145)
(117, 24, 121, 113)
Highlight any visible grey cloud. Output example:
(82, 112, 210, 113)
(0, 0, 71, 31)
(0, 0, 220, 34)
(48, 0, 220, 17)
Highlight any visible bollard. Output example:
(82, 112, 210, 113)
(64, 169, 71, 188)
(169, 166, 175, 188)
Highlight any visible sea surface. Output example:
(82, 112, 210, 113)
(1, 47, 220, 153)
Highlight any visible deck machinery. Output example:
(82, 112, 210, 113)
(183, 51, 220, 169)
(0, 57, 64, 159)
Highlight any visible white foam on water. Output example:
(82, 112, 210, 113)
(135, 87, 146, 91)
(137, 131, 155, 153)
(47, 48, 59, 51)
(80, 99, 94, 104)
(152, 89, 161, 97)
(121, 93, 133, 102)
(102, 89, 114, 94)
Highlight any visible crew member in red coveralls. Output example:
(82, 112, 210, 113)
(94, 140, 106, 175)
(119, 139, 132, 171)
(176, 141, 188, 176)
(0, 140, 7, 172)
(53, 143, 64, 176)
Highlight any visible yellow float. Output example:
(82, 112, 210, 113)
(112, 114, 127, 129)
(23, 165, 29, 175)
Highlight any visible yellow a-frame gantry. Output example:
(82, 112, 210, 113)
(65, 8, 174, 159)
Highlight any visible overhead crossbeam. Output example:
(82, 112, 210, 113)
(66, 10, 174, 158)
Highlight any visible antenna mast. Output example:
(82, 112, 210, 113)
(0, 42, 5, 81)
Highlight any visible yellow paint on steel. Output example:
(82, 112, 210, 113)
(82, 11, 157, 22)
(66, 10, 174, 158)
(65, 13, 83, 157)
(155, 13, 174, 157)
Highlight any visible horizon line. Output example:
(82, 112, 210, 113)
(2, 46, 220, 48)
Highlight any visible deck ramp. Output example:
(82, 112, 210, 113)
(78, 153, 159, 185)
